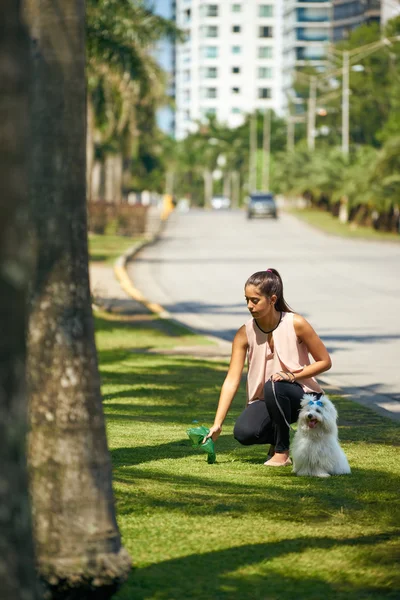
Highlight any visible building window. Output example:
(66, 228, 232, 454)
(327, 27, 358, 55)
(203, 46, 218, 58)
(204, 66, 218, 78)
(258, 46, 273, 59)
(202, 107, 217, 117)
(232, 107, 241, 114)
(232, 25, 241, 33)
(232, 4, 241, 12)
(296, 27, 329, 42)
(184, 90, 190, 102)
(258, 66, 272, 79)
(259, 5, 273, 18)
(202, 25, 218, 38)
(259, 26, 273, 38)
(258, 87, 272, 99)
(232, 66, 241, 73)
(232, 87, 240, 94)
(205, 87, 217, 99)
(232, 45, 241, 54)
(184, 110, 190, 121)
(296, 46, 325, 61)
(297, 7, 329, 23)
(203, 4, 219, 17)
(183, 69, 191, 82)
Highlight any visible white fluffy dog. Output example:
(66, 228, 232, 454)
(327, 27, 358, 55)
(292, 394, 351, 477)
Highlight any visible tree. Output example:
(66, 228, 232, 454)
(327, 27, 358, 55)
(22, 1, 131, 596)
(0, 2, 40, 598)
(170, 111, 288, 206)
(86, 0, 181, 200)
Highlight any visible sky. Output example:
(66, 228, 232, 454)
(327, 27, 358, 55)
(151, 0, 175, 134)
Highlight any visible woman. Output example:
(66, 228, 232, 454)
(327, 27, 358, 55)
(204, 268, 332, 466)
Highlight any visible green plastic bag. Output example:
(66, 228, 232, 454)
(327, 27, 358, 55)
(187, 425, 216, 464)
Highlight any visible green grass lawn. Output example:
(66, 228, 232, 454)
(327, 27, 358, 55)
(88, 233, 143, 264)
(289, 208, 400, 243)
(96, 313, 400, 600)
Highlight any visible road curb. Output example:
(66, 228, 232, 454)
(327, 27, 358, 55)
(113, 221, 232, 352)
(113, 220, 172, 318)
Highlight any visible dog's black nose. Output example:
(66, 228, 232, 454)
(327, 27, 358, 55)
(307, 413, 313, 419)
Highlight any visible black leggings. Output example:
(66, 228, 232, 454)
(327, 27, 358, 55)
(233, 381, 308, 453)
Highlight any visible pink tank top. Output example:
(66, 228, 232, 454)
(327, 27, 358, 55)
(245, 312, 323, 404)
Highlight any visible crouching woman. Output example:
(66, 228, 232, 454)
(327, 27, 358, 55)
(204, 268, 332, 466)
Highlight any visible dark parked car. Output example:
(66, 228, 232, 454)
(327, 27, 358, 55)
(247, 192, 277, 219)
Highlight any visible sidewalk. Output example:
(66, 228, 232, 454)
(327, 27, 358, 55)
(89, 260, 151, 317)
(89, 206, 164, 318)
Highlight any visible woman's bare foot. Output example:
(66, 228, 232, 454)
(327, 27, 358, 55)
(264, 451, 292, 467)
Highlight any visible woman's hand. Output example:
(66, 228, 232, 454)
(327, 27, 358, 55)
(271, 371, 295, 382)
(203, 424, 222, 443)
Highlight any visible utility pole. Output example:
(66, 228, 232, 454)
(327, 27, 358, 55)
(307, 76, 317, 151)
(287, 117, 295, 152)
(249, 113, 257, 192)
(342, 50, 350, 156)
(231, 170, 240, 208)
(293, 37, 400, 157)
(262, 109, 271, 191)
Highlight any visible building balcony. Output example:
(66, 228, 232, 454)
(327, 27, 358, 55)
(296, 24, 330, 41)
(296, 15, 330, 21)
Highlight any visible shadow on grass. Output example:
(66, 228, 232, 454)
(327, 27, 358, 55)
(102, 367, 399, 445)
(115, 532, 400, 600)
(94, 315, 202, 338)
(112, 456, 400, 528)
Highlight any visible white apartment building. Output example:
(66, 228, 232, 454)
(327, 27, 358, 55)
(175, 0, 284, 139)
(282, 0, 333, 108)
(381, 0, 400, 25)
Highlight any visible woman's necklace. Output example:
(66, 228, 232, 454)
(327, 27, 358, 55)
(254, 311, 282, 334)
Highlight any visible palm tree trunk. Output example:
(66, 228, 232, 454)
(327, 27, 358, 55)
(0, 2, 39, 597)
(22, 1, 131, 597)
(203, 169, 213, 209)
(104, 153, 123, 203)
(91, 160, 103, 201)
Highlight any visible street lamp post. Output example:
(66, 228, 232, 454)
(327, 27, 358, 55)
(291, 36, 400, 156)
(341, 50, 350, 156)
(249, 113, 257, 192)
(307, 76, 317, 152)
(262, 109, 271, 191)
(330, 37, 400, 155)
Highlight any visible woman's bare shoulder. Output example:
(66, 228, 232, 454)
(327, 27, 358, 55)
(292, 313, 307, 326)
(233, 324, 248, 347)
(293, 313, 315, 335)
(293, 313, 315, 337)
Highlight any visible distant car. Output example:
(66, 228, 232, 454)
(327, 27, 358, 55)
(247, 192, 277, 219)
(211, 195, 231, 210)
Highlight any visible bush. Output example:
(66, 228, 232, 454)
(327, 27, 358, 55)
(87, 201, 149, 236)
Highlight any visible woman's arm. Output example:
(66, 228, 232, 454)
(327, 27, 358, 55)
(291, 314, 331, 381)
(204, 325, 248, 442)
(272, 314, 332, 382)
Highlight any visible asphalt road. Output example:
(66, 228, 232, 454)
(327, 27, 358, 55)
(128, 209, 400, 419)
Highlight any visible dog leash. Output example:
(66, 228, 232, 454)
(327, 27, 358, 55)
(271, 379, 295, 432)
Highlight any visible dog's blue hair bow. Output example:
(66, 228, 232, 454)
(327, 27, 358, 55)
(308, 400, 324, 407)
